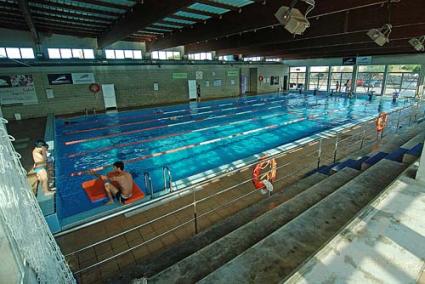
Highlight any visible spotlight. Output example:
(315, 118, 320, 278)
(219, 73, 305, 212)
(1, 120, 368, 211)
(367, 24, 392, 46)
(408, 36, 425, 52)
(274, 0, 315, 35)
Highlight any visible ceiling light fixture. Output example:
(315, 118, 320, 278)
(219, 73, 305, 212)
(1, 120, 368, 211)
(367, 0, 394, 46)
(408, 35, 425, 52)
(274, 0, 315, 35)
(367, 24, 392, 46)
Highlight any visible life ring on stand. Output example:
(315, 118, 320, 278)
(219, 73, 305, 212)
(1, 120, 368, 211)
(258, 75, 264, 82)
(89, 83, 101, 93)
(375, 112, 388, 132)
(252, 157, 277, 191)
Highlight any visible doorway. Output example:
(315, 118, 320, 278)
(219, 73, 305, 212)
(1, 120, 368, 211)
(249, 68, 258, 94)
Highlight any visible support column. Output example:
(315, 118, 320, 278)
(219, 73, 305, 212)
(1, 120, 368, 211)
(381, 65, 388, 96)
(351, 65, 358, 93)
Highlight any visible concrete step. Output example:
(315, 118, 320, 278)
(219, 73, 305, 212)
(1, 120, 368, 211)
(400, 131, 425, 150)
(403, 143, 423, 164)
(199, 159, 406, 284)
(149, 168, 360, 284)
(114, 172, 328, 282)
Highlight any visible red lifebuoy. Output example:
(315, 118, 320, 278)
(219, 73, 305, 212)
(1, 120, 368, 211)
(252, 158, 277, 189)
(375, 112, 388, 132)
(89, 83, 101, 93)
(258, 75, 264, 82)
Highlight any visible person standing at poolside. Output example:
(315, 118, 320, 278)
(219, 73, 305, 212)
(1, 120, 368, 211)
(32, 140, 55, 196)
(196, 83, 201, 102)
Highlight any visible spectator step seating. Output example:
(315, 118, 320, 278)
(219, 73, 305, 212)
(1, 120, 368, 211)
(116, 172, 329, 280)
(197, 159, 407, 284)
(149, 167, 361, 284)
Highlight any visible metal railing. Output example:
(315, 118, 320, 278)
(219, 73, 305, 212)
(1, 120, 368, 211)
(63, 101, 425, 277)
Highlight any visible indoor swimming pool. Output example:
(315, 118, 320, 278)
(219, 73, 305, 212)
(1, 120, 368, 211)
(54, 92, 409, 226)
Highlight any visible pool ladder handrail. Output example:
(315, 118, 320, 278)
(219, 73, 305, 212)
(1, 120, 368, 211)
(163, 166, 173, 192)
(144, 172, 154, 199)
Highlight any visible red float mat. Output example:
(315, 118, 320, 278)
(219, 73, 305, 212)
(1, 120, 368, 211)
(82, 178, 145, 204)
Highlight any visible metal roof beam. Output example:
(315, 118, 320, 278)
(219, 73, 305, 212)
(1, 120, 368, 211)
(187, 0, 424, 54)
(149, 0, 401, 50)
(180, 7, 221, 18)
(17, 0, 40, 44)
(30, 0, 121, 17)
(29, 6, 113, 22)
(97, 0, 193, 48)
(72, 0, 131, 10)
(195, 0, 239, 11)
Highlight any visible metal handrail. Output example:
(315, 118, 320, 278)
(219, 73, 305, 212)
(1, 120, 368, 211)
(144, 172, 154, 199)
(162, 166, 173, 192)
(64, 102, 422, 274)
(58, 105, 409, 238)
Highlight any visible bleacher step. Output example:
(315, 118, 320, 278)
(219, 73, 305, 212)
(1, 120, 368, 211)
(116, 172, 328, 281)
(199, 159, 406, 284)
(149, 168, 360, 284)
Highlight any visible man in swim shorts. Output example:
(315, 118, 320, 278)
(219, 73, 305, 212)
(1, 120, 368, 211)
(94, 161, 134, 205)
(32, 139, 55, 196)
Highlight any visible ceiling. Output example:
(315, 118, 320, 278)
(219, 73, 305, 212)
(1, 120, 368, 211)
(0, 0, 424, 59)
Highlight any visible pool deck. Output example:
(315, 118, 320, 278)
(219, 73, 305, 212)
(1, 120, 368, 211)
(5, 97, 425, 284)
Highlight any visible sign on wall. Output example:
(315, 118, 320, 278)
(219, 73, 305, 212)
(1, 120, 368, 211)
(342, 57, 356, 65)
(357, 56, 372, 64)
(48, 73, 73, 85)
(72, 73, 95, 84)
(227, 70, 239, 77)
(172, 73, 188, 79)
(213, 79, 222, 87)
(0, 74, 38, 105)
(195, 71, 203, 80)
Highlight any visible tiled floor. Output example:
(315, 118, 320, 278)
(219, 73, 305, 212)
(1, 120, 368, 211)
(5, 105, 424, 284)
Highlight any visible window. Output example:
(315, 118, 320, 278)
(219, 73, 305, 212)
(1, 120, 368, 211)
(385, 65, 421, 97)
(48, 48, 61, 59)
(309, 66, 329, 91)
(218, 55, 235, 61)
(151, 51, 181, 60)
(60, 49, 72, 59)
(289, 66, 306, 90)
(72, 49, 84, 59)
(355, 65, 385, 94)
(0, 47, 34, 59)
(330, 66, 353, 92)
(115, 50, 124, 59)
(6, 48, 22, 59)
(188, 52, 213, 60)
(104, 49, 143, 60)
(266, 58, 281, 62)
(47, 48, 95, 59)
(0, 48, 7, 58)
(243, 56, 262, 62)
(19, 48, 35, 59)
(83, 49, 94, 59)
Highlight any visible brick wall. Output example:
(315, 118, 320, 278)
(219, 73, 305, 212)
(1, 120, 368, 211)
(0, 64, 285, 120)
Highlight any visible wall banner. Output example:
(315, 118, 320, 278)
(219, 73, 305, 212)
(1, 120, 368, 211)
(72, 73, 95, 84)
(172, 73, 188, 79)
(195, 71, 203, 80)
(357, 56, 372, 64)
(0, 74, 38, 105)
(227, 70, 239, 77)
(48, 74, 72, 85)
(342, 57, 356, 65)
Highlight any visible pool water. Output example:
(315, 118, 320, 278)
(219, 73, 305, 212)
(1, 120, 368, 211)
(55, 92, 406, 225)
